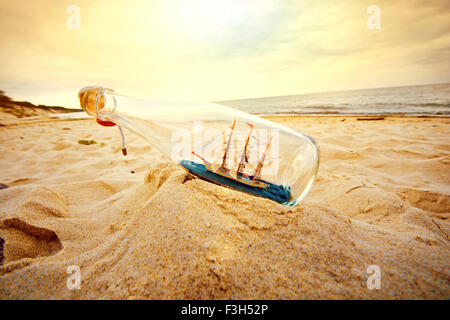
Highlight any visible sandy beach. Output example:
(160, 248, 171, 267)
(0, 109, 449, 299)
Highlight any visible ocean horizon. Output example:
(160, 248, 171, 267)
(218, 83, 450, 116)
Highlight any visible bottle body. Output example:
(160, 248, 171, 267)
(78, 86, 319, 206)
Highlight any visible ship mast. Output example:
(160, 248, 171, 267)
(252, 136, 273, 181)
(237, 123, 254, 175)
(221, 120, 236, 170)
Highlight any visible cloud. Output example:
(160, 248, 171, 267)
(0, 0, 449, 105)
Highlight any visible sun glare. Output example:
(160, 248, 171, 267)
(165, 0, 253, 38)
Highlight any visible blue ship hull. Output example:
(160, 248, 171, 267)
(179, 160, 291, 204)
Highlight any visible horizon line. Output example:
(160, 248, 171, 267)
(216, 82, 450, 103)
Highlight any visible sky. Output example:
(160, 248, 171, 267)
(0, 0, 449, 107)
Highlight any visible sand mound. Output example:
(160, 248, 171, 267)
(0, 90, 79, 119)
(401, 188, 450, 214)
(0, 218, 62, 264)
(0, 116, 448, 299)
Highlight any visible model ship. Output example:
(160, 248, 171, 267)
(180, 120, 291, 204)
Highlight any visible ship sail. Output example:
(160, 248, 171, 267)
(237, 122, 254, 176)
(253, 136, 273, 180)
(221, 120, 236, 170)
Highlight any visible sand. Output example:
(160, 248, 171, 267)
(0, 109, 449, 299)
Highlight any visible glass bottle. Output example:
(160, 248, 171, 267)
(78, 86, 319, 206)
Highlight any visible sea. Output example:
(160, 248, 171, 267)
(219, 83, 450, 116)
